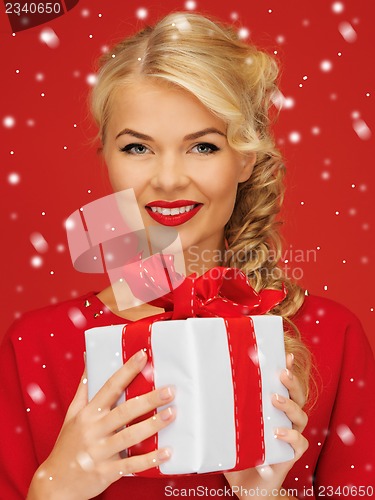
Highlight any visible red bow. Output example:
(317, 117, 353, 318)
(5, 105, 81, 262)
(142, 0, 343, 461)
(121, 253, 286, 320)
(150, 266, 287, 320)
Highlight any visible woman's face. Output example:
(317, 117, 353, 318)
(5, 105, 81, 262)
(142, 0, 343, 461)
(103, 79, 255, 255)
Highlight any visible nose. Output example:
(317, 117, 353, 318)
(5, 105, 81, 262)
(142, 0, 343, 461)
(150, 154, 190, 193)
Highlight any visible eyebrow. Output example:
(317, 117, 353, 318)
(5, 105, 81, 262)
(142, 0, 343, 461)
(115, 127, 226, 141)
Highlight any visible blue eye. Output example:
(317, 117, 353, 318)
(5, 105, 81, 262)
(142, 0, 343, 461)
(120, 143, 149, 155)
(192, 143, 220, 154)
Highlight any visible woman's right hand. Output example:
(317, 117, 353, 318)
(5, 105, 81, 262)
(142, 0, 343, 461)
(27, 349, 175, 500)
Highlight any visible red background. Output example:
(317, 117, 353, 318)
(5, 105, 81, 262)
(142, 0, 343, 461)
(1, 0, 374, 353)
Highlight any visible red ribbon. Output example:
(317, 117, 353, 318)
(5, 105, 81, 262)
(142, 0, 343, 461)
(150, 266, 287, 320)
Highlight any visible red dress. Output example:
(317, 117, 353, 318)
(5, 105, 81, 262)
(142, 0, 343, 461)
(0, 292, 374, 499)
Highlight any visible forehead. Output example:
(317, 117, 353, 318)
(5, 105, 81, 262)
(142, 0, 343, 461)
(106, 79, 226, 135)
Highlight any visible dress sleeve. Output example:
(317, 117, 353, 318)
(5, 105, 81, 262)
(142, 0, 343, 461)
(0, 324, 39, 499)
(314, 313, 375, 494)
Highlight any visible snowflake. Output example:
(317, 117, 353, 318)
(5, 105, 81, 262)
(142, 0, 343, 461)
(185, 0, 196, 9)
(289, 131, 301, 143)
(353, 119, 371, 140)
(238, 27, 250, 39)
(332, 2, 344, 13)
(339, 22, 357, 43)
(31, 256, 43, 268)
(30, 232, 48, 253)
(26, 383, 46, 404)
(39, 28, 60, 48)
(86, 74, 97, 86)
(320, 60, 333, 72)
(3, 116, 15, 128)
(135, 7, 148, 20)
(68, 308, 87, 328)
(8, 172, 20, 184)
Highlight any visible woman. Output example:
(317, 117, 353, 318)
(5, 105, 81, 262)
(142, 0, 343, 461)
(1, 11, 374, 500)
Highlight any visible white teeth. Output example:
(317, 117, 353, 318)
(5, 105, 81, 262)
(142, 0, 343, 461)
(149, 204, 198, 216)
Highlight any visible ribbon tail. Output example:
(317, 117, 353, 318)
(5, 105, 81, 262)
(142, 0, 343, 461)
(256, 283, 287, 315)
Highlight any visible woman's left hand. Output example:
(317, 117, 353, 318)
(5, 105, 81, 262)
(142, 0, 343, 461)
(224, 353, 309, 499)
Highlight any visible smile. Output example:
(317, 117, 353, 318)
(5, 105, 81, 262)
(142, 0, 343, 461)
(145, 200, 203, 226)
(150, 205, 195, 215)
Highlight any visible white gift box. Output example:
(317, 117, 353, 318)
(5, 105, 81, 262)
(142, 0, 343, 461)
(85, 315, 293, 476)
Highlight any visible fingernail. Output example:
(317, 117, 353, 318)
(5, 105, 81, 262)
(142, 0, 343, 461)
(135, 349, 147, 363)
(157, 447, 172, 462)
(274, 427, 287, 437)
(275, 393, 286, 403)
(159, 386, 175, 401)
(160, 407, 174, 421)
(285, 368, 293, 380)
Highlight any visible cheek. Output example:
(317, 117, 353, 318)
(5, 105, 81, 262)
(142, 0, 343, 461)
(107, 162, 142, 193)
(206, 177, 238, 220)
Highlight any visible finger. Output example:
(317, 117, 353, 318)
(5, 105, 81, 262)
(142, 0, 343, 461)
(65, 362, 88, 422)
(286, 352, 294, 371)
(104, 406, 176, 457)
(101, 447, 172, 485)
(280, 369, 306, 408)
(272, 394, 308, 432)
(274, 428, 309, 461)
(89, 350, 148, 412)
(102, 386, 176, 434)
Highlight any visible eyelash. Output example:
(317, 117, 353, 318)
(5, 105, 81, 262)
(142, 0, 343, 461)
(120, 143, 149, 155)
(192, 143, 220, 154)
(119, 142, 220, 155)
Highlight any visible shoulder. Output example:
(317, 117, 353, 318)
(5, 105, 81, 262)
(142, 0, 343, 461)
(292, 293, 373, 369)
(2, 292, 98, 347)
(293, 293, 365, 336)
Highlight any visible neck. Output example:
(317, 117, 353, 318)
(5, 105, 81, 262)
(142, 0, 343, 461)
(97, 237, 227, 320)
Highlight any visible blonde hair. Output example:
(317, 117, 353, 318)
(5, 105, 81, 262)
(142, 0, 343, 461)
(89, 12, 315, 407)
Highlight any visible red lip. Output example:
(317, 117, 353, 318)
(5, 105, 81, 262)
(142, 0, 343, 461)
(145, 201, 203, 227)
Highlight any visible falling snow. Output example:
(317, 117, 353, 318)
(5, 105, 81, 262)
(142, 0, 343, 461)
(238, 27, 250, 39)
(332, 2, 344, 13)
(26, 383, 46, 404)
(86, 74, 97, 86)
(289, 131, 301, 143)
(3, 116, 15, 128)
(135, 7, 148, 20)
(39, 28, 60, 48)
(185, 0, 196, 9)
(271, 90, 295, 110)
(30, 232, 48, 253)
(337, 424, 356, 445)
(352, 119, 371, 140)
(68, 308, 87, 328)
(320, 60, 333, 72)
(338, 22, 357, 43)
(8, 172, 20, 185)
(31, 256, 43, 268)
